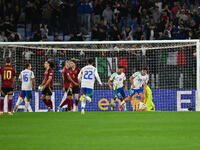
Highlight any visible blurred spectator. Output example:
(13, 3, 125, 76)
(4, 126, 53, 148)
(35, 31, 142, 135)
(22, 49, 34, 61)
(0, 0, 199, 41)
(102, 5, 113, 24)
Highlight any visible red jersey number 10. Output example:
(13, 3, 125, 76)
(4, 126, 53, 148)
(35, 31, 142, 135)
(3, 70, 12, 80)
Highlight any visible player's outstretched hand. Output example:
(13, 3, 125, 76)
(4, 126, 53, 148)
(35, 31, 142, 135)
(100, 83, 103, 87)
(109, 85, 113, 90)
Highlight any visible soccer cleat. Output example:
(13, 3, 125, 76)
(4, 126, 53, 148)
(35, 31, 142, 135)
(8, 112, 13, 115)
(118, 105, 122, 111)
(81, 109, 85, 115)
(80, 95, 85, 101)
(0, 112, 3, 115)
(57, 107, 62, 112)
(138, 109, 142, 111)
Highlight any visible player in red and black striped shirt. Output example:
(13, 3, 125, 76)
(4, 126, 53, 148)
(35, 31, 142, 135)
(40, 60, 54, 112)
(0, 58, 16, 115)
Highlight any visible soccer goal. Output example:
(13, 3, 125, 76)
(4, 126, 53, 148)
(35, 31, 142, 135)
(0, 40, 199, 112)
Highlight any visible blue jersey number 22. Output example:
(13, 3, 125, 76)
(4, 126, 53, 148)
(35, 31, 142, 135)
(84, 71, 93, 80)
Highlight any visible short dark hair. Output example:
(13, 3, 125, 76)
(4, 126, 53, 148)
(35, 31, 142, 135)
(87, 57, 94, 65)
(142, 67, 148, 71)
(70, 58, 77, 64)
(47, 60, 55, 68)
(118, 66, 124, 69)
(5, 57, 11, 64)
(25, 63, 31, 69)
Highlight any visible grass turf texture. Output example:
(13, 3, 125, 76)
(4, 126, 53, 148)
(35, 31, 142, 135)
(0, 112, 200, 150)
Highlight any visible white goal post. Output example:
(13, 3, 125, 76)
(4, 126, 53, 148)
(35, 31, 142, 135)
(0, 40, 199, 111)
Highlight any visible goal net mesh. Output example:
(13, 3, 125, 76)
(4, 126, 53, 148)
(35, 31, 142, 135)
(0, 41, 198, 111)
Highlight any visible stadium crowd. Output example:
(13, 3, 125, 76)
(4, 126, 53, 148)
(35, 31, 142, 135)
(0, 0, 199, 42)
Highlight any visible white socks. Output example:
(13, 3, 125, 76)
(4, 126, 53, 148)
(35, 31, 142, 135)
(16, 97, 23, 105)
(24, 98, 29, 112)
(81, 98, 86, 110)
(139, 102, 144, 109)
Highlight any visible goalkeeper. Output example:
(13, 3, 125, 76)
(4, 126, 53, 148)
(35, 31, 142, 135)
(142, 85, 155, 111)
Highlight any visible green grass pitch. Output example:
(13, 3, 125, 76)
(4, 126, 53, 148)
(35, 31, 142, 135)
(0, 111, 200, 150)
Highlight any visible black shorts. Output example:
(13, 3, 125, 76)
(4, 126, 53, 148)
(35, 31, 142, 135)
(1, 88, 14, 97)
(65, 86, 80, 96)
(42, 87, 53, 96)
(72, 86, 80, 94)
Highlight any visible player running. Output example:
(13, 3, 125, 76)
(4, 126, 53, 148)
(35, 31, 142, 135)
(14, 63, 35, 112)
(0, 58, 16, 115)
(121, 68, 149, 110)
(108, 66, 127, 111)
(40, 60, 54, 112)
(78, 58, 102, 115)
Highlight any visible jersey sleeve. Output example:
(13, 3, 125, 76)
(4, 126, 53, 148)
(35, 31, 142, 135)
(123, 73, 126, 80)
(132, 72, 139, 78)
(78, 68, 83, 81)
(19, 72, 22, 79)
(31, 71, 35, 79)
(49, 69, 54, 77)
(145, 75, 149, 83)
(109, 73, 115, 81)
(13, 68, 16, 77)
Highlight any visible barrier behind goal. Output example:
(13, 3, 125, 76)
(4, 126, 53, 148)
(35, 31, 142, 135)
(0, 40, 199, 111)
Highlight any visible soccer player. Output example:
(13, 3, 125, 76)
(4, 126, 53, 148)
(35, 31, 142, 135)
(0, 58, 16, 115)
(58, 60, 79, 112)
(13, 63, 35, 112)
(61, 59, 80, 111)
(40, 61, 54, 112)
(108, 66, 127, 111)
(78, 58, 102, 114)
(142, 85, 155, 111)
(121, 68, 149, 110)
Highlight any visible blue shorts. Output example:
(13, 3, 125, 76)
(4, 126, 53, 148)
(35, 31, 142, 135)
(113, 87, 126, 100)
(81, 88, 93, 98)
(129, 87, 143, 97)
(20, 91, 32, 99)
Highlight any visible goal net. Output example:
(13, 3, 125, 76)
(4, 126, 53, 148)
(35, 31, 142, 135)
(0, 40, 199, 112)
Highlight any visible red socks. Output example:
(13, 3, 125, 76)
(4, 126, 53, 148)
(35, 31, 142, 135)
(68, 100, 73, 110)
(8, 100, 12, 112)
(43, 99, 53, 109)
(0, 99, 13, 112)
(47, 100, 53, 109)
(60, 98, 69, 108)
(0, 99, 4, 112)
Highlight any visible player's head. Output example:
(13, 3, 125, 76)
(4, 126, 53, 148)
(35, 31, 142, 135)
(117, 66, 124, 74)
(5, 57, 11, 64)
(25, 63, 32, 70)
(141, 67, 148, 75)
(64, 60, 69, 69)
(45, 60, 55, 69)
(87, 58, 94, 65)
(70, 58, 76, 68)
